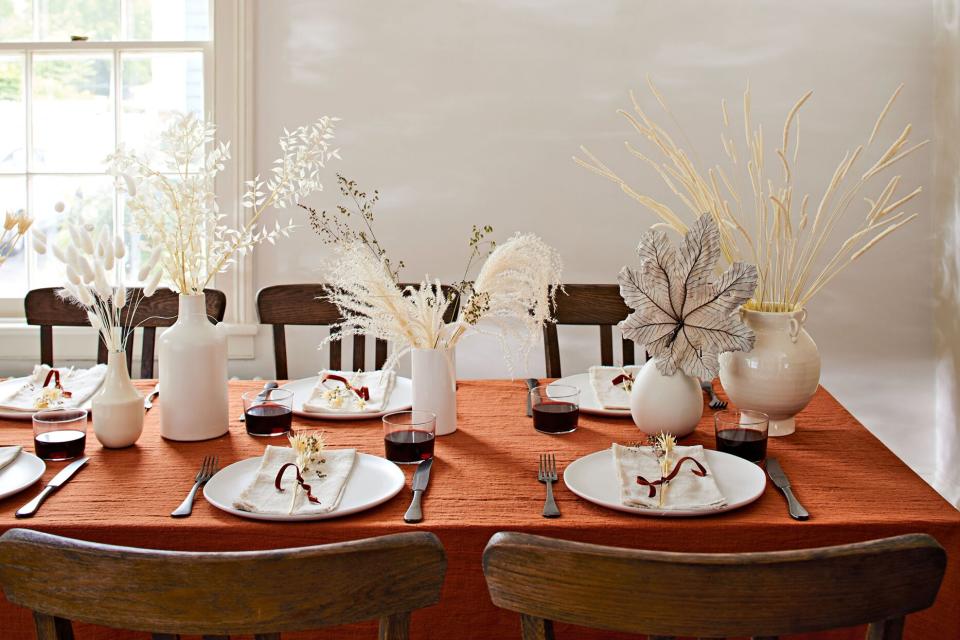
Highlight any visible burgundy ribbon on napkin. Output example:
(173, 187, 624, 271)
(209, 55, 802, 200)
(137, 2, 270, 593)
(41, 369, 72, 398)
(274, 462, 321, 504)
(611, 372, 634, 387)
(321, 373, 370, 401)
(636, 455, 708, 499)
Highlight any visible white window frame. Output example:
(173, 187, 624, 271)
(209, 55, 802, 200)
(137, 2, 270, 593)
(0, 0, 257, 363)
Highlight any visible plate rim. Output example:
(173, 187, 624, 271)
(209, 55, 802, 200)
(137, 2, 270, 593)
(0, 451, 47, 500)
(563, 448, 766, 517)
(549, 372, 631, 418)
(203, 452, 406, 521)
(282, 375, 413, 421)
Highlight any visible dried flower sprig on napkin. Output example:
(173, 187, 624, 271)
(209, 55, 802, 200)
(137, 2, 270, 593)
(577, 80, 924, 312)
(108, 112, 340, 295)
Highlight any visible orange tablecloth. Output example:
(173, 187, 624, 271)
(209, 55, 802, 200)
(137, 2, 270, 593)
(0, 380, 957, 640)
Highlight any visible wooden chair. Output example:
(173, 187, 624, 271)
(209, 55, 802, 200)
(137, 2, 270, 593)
(543, 284, 638, 378)
(24, 287, 227, 378)
(0, 528, 447, 640)
(482, 531, 946, 640)
(257, 283, 458, 378)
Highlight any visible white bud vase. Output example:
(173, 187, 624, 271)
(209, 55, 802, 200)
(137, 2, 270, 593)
(719, 307, 820, 437)
(629, 359, 703, 438)
(91, 351, 144, 448)
(411, 347, 457, 436)
(159, 294, 229, 441)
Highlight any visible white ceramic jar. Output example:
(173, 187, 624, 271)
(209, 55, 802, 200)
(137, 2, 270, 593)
(158, 294, 229, 441)
(411, 347, 457, 436)
(91, 351, 144, 448)
(629, 359, 703, 438)
(719, 307, 820, 436)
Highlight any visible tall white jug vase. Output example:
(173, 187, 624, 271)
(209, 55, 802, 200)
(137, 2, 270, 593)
(159, 294, 229, 441)
(92, 350, 144, 448)
(411, 347, 457, 436)
(629, 359, 703, 438)
(719, 308, 820, 437)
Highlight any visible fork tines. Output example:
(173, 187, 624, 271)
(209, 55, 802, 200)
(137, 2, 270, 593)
(198, 455, 219, 482)
(538, 453, 557, 481)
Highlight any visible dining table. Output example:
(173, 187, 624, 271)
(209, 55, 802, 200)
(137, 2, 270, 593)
(0, 379, 957, 640)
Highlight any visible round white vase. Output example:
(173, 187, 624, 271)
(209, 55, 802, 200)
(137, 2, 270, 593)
(719, 307, 820, 437)
(158, 294, 229, 441)
(91, 351, 144, 448)
(629, 359, 703, 438)
(411, 347, 457, 436)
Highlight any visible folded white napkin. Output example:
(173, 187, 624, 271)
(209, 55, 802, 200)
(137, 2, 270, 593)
(234, 445, 357, 515)
(612, 443, 726, 511)
(302, 370, 396, 413)
(589, 365, 641, 410)
(0, 446, 21, 472)
(0, 364, 107, 412)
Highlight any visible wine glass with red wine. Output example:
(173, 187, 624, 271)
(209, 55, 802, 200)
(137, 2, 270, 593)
(530, 384, 580, 434)
(33, 409, 88, 461)
(383, 410, 436, 464)
(714, 409, 769, 466)
(242, 388, 294, 437)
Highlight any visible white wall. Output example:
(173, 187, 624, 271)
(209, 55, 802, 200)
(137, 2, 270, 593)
(245, 0, 954, 502)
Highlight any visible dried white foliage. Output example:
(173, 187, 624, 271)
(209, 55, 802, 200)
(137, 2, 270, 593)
(42, 221, 159, 353)
(322, 233, 563, 373)
(618, 214, 757, 380)
(577, 81, 924, 312)
(0, 209, 34, 268)
(108, 112, 340, 294)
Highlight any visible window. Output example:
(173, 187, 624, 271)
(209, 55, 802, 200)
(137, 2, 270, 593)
(0, 0, 212, 310)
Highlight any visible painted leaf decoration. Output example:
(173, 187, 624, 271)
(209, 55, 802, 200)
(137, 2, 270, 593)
(618, 214, 758, 379)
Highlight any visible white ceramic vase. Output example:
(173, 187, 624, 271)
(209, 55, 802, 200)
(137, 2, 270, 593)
(629, 359, 703, 438)
(158, 294, 229, 441)
(91, 351, 144, 448)
(411, 347, 457, 436)
(719, 307, 820, 437)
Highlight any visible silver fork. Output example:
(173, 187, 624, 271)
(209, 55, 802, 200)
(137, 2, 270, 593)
(537, 453, 560, 518)
(700, 380, 727, 410)
(171, 455, 218, 518)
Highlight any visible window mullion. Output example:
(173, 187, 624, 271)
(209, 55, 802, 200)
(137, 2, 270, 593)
(113, 47, 122, 280)
(24, 49, 33, 290)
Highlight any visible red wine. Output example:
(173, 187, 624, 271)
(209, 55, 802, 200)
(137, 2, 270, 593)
(245, 403, 293, 436)
(716, 428, 767, 464)
(533, 401, 579, 434)
(384, 429, 435, 464)
(34, 429, 86, 461)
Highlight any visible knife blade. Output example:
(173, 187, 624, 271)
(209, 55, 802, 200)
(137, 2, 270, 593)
(525, 378, 539, 417)
(766, 457, 809, 521)
(403, 457, 434, 523)
(16, 457, 89, 519)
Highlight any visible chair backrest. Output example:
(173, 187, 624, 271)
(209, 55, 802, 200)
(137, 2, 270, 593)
(0, 528, 446, 639)
(257, 283, 458, 378)
(482, 531, 946, 640)
(543, 284, 637, 378)
(24, 287, 227, 378)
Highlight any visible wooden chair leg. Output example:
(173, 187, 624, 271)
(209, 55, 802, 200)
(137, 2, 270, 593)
(378, 610, 411, 640)
(520, 614, 554, 640)
(271, 324, 288, 380)
(542, 324, 560, 378)
(253, 634, 280, 640)
(151, 634, 179, 640)
(375, 338, 388, 370)
(599, 325, 613, 366)
(329, 325, 342, 371)
(40, 325, 54, 366)
(96, 334, 108, 365)
(141, 327, 156, 378)
(622, 337, 635, 366)
(353, 334, 366, 371)
(33, 612, 74, 640)
(867, 617, 905, 640)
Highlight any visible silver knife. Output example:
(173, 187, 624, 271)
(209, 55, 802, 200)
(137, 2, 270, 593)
(403, 457, 434, 523)
(16, 457, 89, 519)
(766, 458, 809, 521)
(525, 378, 539, 417)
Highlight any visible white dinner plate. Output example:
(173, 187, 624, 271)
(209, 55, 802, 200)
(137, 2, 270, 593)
(0, 376, 97, 421)
(548, 372, 630, 418)
(0, 451, 46, 501)
(563, 448, 766, 517)
(282, 375, 412, 421)
(203, 453, 406, 521)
